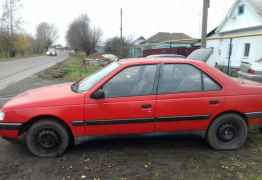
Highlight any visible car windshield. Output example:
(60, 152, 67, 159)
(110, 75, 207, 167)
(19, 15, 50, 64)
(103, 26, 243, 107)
(76, 62, 120, 93)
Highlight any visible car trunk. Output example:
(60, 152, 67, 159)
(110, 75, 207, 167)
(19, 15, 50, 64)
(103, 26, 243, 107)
(240, 61, 262, 75)
(233, 77, 262, 86)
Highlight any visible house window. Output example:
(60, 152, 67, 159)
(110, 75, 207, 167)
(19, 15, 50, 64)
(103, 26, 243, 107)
(218, 49, 222, 56)
(238, 5, 245, 15)
(244, 43, 250, 57)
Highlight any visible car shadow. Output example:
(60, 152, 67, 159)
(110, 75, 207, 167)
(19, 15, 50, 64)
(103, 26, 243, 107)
(69, 133, 211, 154)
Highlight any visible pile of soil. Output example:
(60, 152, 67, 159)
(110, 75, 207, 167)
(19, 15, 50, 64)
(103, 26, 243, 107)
(38, 61, 66, 80)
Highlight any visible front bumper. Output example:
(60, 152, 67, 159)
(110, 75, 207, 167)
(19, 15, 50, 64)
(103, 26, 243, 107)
(0, 123, 22, 139)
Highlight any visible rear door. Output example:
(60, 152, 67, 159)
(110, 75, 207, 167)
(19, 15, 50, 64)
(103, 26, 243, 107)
(155, 63, 223, 133)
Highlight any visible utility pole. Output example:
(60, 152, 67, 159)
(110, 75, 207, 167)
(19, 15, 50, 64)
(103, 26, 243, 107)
(120, 8, 123, 41)
(201, 0, 209, 48)
(120, 8, 123, 57)
(10, 0, 14, 36)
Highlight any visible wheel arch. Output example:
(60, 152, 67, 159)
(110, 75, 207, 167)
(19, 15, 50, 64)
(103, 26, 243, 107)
(19, 115, 75, 145)
(209, 110, 248, 129)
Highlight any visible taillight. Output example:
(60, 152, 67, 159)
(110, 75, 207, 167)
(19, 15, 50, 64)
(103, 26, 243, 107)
(248, 69, 256, 74)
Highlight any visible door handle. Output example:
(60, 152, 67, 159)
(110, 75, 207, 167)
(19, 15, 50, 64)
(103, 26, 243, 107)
(141, 104, 152, 109)
(209, 99, 220, 105)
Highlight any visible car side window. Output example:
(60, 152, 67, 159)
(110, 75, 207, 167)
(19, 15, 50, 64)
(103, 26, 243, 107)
(158, 64, 221, 94)
(103, 65, 157, 98)
(158, 64, 202, 93)
(203, 73, 221, 91)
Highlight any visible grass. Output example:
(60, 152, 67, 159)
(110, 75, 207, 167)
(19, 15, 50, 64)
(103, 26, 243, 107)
(39, 53, 102, 81)
(63, 54, 102, 81)
(249, 176, 262, 180)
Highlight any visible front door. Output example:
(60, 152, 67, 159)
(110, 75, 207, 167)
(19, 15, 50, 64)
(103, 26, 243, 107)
(155, 63, 223, 133)
(84, 64, 158, 136)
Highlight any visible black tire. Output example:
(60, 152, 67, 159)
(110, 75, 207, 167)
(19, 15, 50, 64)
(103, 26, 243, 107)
(207, 114, 248, 150)
(25, 120, 70, 158)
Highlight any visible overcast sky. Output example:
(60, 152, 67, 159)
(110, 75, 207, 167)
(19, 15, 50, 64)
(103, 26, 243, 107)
(20, 0, 235, 45)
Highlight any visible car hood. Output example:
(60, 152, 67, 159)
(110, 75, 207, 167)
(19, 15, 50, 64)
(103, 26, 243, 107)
(2, 83, 84, 110)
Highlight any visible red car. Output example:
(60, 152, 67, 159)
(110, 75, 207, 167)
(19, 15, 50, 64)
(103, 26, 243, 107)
(1, 58, 262, 157)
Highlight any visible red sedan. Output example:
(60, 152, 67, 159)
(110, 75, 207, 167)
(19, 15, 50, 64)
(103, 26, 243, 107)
(1, 58, 262, 157)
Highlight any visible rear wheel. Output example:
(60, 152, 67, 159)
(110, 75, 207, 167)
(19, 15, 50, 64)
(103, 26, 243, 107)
(207, 114, 248, 150)
(25, 120, 70, 157)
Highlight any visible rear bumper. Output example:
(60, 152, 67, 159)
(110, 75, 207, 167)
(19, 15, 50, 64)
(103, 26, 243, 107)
(0, 123, 22, 139)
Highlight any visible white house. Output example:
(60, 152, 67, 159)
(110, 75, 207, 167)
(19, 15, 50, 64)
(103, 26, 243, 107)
(207, 0, 262, 69)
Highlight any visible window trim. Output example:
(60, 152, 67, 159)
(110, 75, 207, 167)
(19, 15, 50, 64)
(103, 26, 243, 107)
(202, 71, 223, 92)
(243, 43, 250, 57)
(93, 64, 160, 99)
(238, 5, 245, 15)
(156, 63, 223, 95)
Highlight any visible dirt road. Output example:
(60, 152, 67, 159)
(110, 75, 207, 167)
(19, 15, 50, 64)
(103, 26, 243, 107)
(0, 74, 262, 180)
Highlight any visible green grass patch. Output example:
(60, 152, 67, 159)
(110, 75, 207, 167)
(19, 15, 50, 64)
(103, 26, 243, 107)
(63, 54, 102, 81)
(249, 175, 262, 180)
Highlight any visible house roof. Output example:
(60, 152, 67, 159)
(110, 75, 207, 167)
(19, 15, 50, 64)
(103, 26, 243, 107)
(216, 0, 262, 33)
(207, 27, 217, 37)
(132, 36, 146, 45)
(145, 32, 192, 43)
(249, 0, 262, 16)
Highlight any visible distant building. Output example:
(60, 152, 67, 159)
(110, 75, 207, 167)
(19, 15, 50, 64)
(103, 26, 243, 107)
(129, 36, 145, 57)
(95, 42, 105, 53)
(207, 0, 262, 68)
(133, 36, 146, 45)
(143, 32, 193, 49)
(129, 32, 198, 57)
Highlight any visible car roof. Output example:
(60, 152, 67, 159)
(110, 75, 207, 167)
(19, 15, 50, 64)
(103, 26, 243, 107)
(146, 54, 185, 58)
(119, 58, 205, 66)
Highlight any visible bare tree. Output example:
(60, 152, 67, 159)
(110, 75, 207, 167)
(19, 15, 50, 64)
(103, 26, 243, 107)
(66, 14, 102, 56)
(0, 0, 22, 57)
(35, 22, 59, 53)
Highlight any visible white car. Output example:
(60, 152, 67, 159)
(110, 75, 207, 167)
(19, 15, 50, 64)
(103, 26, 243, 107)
(238, 59, 262, 82)
(46, 50, 57, 56)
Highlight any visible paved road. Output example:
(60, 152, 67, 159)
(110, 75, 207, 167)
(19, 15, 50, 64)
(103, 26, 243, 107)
(0, 52, 68, 91)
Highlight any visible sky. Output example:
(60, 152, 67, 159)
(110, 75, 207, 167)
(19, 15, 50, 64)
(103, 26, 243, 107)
(20, 0, 236, 45)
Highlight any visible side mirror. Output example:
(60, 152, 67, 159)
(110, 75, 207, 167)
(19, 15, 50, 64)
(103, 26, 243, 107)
(91, 89, 105, 99)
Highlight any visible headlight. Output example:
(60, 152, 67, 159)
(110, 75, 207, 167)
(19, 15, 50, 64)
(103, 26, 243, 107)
(0, 112, 5, 121)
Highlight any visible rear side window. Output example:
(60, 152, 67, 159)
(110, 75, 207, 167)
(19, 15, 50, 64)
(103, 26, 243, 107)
(158, 64, 221, 94)
(158, 64, 202, 93)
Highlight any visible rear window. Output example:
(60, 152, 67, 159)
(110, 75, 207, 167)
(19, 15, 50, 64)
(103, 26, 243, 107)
(187, 48, 213, 62)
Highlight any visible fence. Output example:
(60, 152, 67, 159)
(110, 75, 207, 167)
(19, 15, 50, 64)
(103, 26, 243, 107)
(143, 47, 200, 57)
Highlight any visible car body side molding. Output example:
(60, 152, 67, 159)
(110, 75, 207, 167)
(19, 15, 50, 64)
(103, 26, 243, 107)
(0, 123, 23, 130)
(72, 115, 210, 126)
(245, 112, 262, 119)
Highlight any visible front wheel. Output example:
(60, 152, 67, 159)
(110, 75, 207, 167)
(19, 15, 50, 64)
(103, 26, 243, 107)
(25, 120, 70, 158)
(207, 114, 248, 150)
